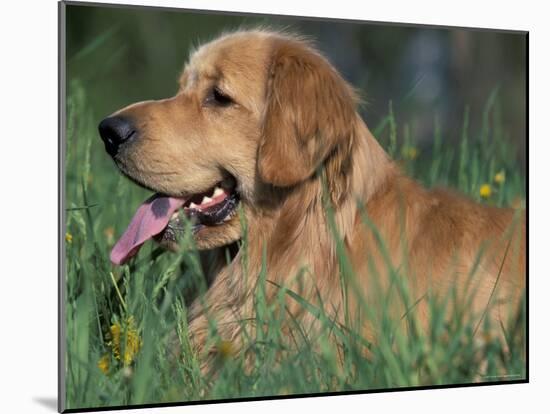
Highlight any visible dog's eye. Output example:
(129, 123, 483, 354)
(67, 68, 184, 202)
(204, 86, 234, 107)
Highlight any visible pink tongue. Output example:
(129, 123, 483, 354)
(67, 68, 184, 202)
(110, 194, 187, 265)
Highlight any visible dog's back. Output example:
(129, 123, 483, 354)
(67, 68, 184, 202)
(348, 170, 525, 339)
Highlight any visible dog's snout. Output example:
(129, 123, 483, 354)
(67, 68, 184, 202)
(98, 116, 136, 156)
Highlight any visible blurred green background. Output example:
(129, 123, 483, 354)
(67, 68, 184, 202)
(66, 3, 526, 168)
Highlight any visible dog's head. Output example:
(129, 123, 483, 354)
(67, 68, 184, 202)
(99, 30, 357, 265)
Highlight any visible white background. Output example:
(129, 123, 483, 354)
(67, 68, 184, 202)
(0, 0, 546, 412)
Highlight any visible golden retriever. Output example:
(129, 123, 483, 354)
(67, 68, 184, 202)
(98, 30, 526, 365)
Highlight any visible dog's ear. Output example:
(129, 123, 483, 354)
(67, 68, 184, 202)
(257, 39, 357, 187)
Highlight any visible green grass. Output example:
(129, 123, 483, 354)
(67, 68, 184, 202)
(63, 79, 526, 411)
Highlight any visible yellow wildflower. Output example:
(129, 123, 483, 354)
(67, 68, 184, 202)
(479, 184, 492, 199)
(108, 316, 142, 366)
(494, 170, 505, 185)
(401, 146, 419, 161)
(98, 354, 110, 374)
(65, 232, 73, 244)
(218, 340, 236, 359)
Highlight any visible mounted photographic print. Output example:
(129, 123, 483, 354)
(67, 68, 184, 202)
(59, 1, 527, 412)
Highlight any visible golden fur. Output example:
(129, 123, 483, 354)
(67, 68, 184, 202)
(108, 30, 525, 365)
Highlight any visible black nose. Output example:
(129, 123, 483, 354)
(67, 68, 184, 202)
(98, 116, 136, 157)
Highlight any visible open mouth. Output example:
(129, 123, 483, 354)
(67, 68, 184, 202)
(110, 177, 239, 265)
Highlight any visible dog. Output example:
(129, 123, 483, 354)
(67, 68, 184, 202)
(98, 30, 526, 365)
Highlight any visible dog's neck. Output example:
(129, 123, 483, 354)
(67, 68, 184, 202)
(189, 114, 396, 338)
(239, 115, 395, 294)
(332, 115, 396, 237)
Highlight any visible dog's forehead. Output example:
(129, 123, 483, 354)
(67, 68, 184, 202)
(180, 31, 274, 88)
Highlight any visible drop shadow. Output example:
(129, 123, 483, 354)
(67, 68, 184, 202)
(33, 396, 57, 412)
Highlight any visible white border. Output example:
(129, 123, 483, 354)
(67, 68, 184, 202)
(1, 0, 546, 413)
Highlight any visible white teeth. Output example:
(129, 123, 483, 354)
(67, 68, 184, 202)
(201, 196, 213, 204)
(189, 202, 199, 209)
(171, 212, 179, 220)
(213, 187, 224, 197)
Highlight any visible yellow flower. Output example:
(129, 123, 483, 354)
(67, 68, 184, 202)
(401, 146, 419, 161)
(98, 354, 110, 374)
(494, 170, 505, 185)
(218, 340, 236, 359)
(65, 232, 73, 244)
(108, 316, 142, 366)
(479, 184, 492, 199)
